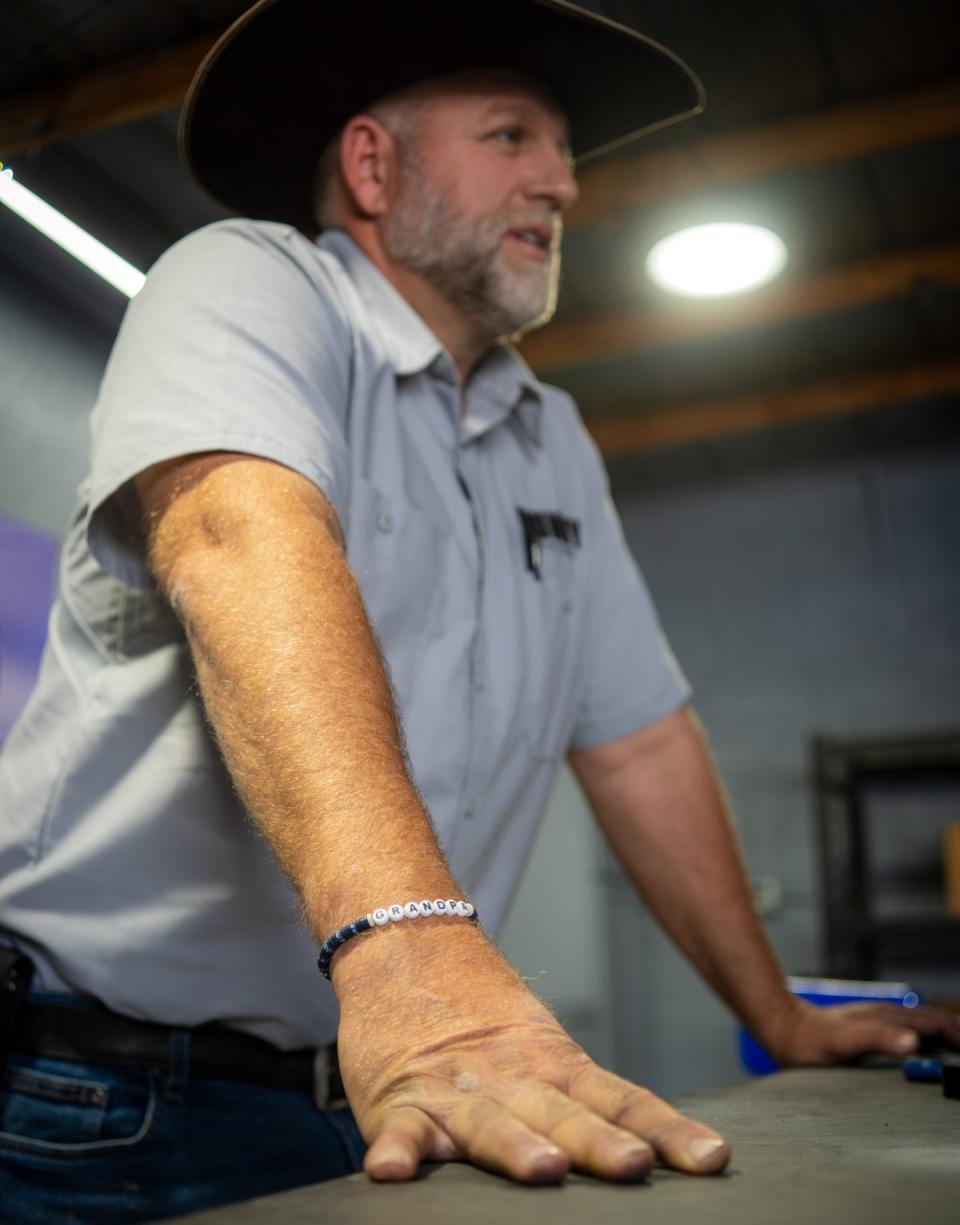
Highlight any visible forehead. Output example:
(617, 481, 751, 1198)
(406, 70, 570, 142)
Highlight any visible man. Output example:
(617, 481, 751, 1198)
(1, 2, 958, 1222)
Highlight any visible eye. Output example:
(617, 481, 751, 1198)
(489, 126, 524, 146)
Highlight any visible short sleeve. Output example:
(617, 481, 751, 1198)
(569, 435, 692, 751)
(85, 219, 354, 589)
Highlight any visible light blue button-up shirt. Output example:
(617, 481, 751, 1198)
(0, 221, 691, 1048)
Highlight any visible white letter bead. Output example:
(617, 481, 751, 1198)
(418, 900, 434, 916)
(433, 898, 448, 914)
(404, 901, 421, 919)
(371, 908, 390, 927)
(446, 898, 458, 914)
(456, 901, 473, 917)
(388, 904, 404, 922)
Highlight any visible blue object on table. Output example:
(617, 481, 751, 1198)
(902, 1057, 943, 1083)
(739, 976, 921, 1076)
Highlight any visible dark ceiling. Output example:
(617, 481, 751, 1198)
(1, 0, 959, 470)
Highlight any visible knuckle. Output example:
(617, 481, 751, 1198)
(545, 1102, 591, 1137)
(648, 1113, 689, 1147)
(608, 1086, 655, 1127)
(470, 1113, 516, 1153)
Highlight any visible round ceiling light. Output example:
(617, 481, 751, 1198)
(645, 222, 788, 297)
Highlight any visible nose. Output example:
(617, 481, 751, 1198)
(529, 142, 579, 212)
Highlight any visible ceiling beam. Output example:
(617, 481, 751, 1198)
(0, 31, 219, 157)
(0, 31, 957, 215)
(570, 75, 960, 227)
(586, 356, 960, 457)
(519, 240, 960, 373)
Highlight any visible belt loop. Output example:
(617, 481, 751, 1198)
(164, 1026, 191, 1101)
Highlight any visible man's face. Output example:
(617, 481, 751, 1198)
(380, 78, 578, 340)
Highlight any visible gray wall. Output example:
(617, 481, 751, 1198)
(0, 263, 112, 535)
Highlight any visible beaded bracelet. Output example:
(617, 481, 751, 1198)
(317, 898, 479, 980)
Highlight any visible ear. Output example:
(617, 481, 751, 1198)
(338, 115, 398, 220)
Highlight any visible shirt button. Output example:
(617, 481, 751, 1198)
(561, 597, 574, 614)
(464, 808, 474, 820)
(377, 512, 394, 533)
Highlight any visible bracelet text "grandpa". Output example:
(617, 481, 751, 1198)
(317, 898, 479, 980)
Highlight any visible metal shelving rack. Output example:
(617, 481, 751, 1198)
(812, 730, 960, 980)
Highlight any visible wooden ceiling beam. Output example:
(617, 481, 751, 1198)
(519, 240, 960, 373)
(586, 356, 960, 457)
(0, 29, 956, 213)
(0, 31, 219, 157)
(570, 75, 960, 227)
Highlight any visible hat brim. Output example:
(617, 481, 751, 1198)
(179, 0, 705, 234)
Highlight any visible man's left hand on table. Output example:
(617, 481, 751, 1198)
(768, 999, 960, 1066)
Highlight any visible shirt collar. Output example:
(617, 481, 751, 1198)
(317, 228, 545, 447)
(467, 342, 544, 449)
(317, 228, 441, 374)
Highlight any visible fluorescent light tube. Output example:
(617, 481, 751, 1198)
(0, 164, 145, 298)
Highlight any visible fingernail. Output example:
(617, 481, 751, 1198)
(689, 1138, 726, 1165)
(525, 1147, 566, 1181)
(530, 1146, 565, 1168)
(896, 1033, 918, 1051)
(616, 1146, 653, 1174)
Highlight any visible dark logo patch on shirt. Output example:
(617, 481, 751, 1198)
(518, 508, 581, 581)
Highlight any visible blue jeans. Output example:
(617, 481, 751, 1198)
(0, 993, 367, 1224)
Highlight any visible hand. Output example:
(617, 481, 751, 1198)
(334, 928, 730, 1185)
(768, 998, 960, 1066)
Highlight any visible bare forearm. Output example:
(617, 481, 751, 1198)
(571, 709, 799, 1048)
(148, 462, 469, 958)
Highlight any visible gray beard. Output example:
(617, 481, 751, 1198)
(382, 164, 561, 340)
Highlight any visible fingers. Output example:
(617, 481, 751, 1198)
(359, 1036, 732, 1186)
(367, 1099, 570, 1185)
(366, 1068, 729, 1185)
(900, 1005, 960, 1049)
(568, 1063, 730, 1175)
(442, 1095, 571, 1183)
(364, 1105, 458, 1181)
(506, 1082, 655, 1180)
(842, 1004, 960, 1055)
(829, 1019, 917, 1059)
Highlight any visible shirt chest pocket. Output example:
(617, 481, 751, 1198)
(347, 477, 450, 702)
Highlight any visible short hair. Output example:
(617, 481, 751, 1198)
(310, 93, 423, 231)
(309, 69, 564, 230)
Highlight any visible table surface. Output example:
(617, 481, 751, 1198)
(172, 1067, 960, 1225)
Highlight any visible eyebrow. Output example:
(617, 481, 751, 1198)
(477, 99, 573, 160)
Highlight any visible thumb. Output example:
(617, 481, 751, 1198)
(363, 1105, 455, 1181)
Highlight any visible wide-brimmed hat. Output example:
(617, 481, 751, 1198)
(179, 0, 705, 235)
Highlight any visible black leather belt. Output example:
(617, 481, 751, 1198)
(12, 999, 347, 1108)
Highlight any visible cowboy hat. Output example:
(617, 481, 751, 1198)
(179, 0, 705, 234)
